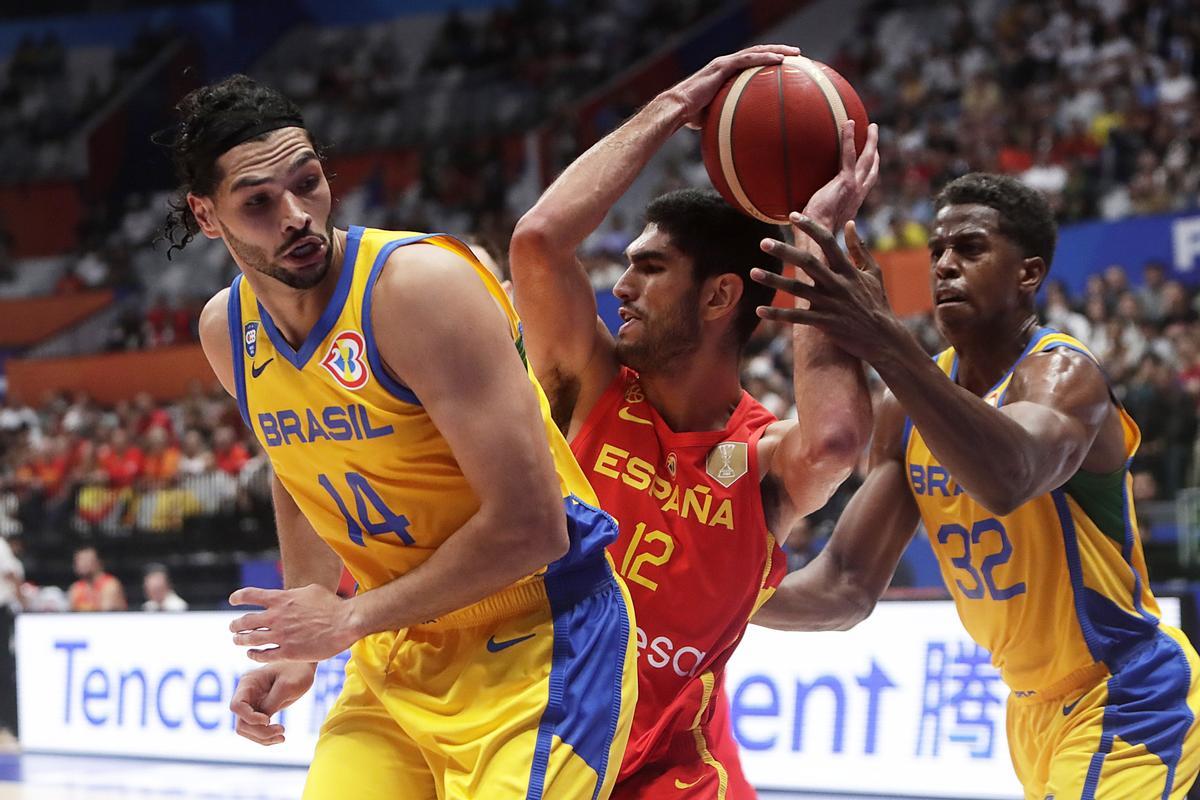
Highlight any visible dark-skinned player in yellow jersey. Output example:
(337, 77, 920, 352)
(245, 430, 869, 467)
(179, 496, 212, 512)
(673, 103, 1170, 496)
(753, 173, 1200, 800)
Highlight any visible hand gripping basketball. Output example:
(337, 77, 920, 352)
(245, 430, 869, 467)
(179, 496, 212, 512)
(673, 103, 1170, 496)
(668, 44, 802, 130)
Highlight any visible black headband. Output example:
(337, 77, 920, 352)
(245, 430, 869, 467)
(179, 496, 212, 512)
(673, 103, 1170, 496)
(208, 113, 306, 157)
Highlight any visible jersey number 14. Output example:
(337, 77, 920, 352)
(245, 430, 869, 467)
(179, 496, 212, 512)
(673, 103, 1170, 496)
(318, 471, 413, 547)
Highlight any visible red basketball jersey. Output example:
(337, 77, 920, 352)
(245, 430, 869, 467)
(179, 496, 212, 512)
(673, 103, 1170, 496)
(572, 367, 786, 785)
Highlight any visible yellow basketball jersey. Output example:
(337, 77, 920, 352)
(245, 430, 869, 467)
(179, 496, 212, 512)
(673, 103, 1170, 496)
(228, 226, 608, 596)
(904, 328, 1164, 696)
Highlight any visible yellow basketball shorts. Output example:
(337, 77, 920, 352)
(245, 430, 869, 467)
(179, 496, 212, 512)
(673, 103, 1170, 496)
(1006, 624, 1200, 800)
(303, 557, 637, 800)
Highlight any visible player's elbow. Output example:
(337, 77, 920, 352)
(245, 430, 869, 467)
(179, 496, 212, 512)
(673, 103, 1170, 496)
(511, 214, 565, 269)
(972, 470, 1035, 517)
(496, 499, 571, 569)
(828, 583, 878, 631)
(811, 425, 866, 472)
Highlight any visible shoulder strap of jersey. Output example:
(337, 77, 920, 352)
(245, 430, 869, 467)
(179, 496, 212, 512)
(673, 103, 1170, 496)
(356, 229, 525, 406)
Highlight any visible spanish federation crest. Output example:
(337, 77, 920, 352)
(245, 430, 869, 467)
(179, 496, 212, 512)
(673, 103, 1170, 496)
(244, 321, 259, 358)
(320, 330, 370, 390)
(706, 441, 748, 488)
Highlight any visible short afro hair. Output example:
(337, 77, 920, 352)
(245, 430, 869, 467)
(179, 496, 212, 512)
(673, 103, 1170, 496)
(934, 173, 1058, 270)
(644, 189, 783, 348)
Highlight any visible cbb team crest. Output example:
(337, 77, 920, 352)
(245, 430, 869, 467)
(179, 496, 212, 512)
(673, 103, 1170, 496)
(244, 321, 259, 358)
(320, 330, 370, 390)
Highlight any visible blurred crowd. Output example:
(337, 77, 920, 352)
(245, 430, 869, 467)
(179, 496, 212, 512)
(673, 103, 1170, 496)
(833, 0, 1200, 250)
(0, 383, 270, 540)
(0, 25, 176, 182)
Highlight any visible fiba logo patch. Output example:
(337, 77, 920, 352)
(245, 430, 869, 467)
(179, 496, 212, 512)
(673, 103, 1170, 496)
(320, 330, 370, 390)
(624, 383, 645, 404)
(244, 321, 259, 358)
(666, 452, 677, 477)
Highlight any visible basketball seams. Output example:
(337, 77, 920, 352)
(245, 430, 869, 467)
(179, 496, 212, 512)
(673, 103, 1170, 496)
(717, 66, 776, 224)
(776, 65, 796, 219)
(786, 55, 848, 165)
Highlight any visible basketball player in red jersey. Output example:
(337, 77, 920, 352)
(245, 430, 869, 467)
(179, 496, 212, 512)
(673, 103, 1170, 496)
(510, 46, 878, 799)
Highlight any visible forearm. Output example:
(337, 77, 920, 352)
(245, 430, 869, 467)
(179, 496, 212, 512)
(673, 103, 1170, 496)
(345, 507, 564, 636)
(271, 477, 341, 592)
(792, 324, 871, 461)
(517, 94, 686, 252)
(755, 460, 919, 631)
(871, 334, 1045, 514)
(787, 233, 871, 486)
(753, 557, 875, 632)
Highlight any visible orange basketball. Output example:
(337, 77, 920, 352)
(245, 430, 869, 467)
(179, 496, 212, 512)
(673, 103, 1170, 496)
(700, 55, 869, 224)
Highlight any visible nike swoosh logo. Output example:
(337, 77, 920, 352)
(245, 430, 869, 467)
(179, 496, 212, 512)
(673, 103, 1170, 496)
(486, 633, 535, 653)
(674, 777, 702, 789)
(618, 407, 652, 426)
(251, 358, 274, 378)
(1062, 696, 1084, 716)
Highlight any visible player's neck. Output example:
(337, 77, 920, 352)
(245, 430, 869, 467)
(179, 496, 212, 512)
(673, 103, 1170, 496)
(639, 352, 742, 432)
(949, 315, 1040, 396)
(249, 228, 349, 349)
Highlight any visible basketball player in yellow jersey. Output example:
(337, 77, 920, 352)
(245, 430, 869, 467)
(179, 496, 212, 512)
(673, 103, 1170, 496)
(751, 173, 1200, 799)
(163, 75, 636, 799)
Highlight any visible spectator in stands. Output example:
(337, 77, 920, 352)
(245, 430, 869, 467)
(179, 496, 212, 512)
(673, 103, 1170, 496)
(139, 427, 179, 489)
(132, 392, 173, 438)
(1125, 352, 1198, 497)
(1161, 280, 1199, 327)
(68, 545, 126, 611)
(14, 436, 72, 524)
(212, 426, 249, 476)
(1041, 279, 1091, 342)
(1138, 261, 1169, 324)
(177, 429, 213, 476)
(141, 563, 187, 612)
(98, 427, 143, 489)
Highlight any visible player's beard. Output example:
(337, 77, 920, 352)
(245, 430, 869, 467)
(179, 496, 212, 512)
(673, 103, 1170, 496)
(615, 289, 702, 375)
(221, 218, 334, 290)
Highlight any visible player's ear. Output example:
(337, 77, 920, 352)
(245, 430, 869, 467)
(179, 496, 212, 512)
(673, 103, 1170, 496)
(1019, 256, 1047, 297)
(703, 273, 744, 322)
(188, 193, 222, 239)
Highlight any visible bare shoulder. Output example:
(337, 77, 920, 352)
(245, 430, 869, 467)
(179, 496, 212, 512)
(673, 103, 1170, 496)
(1008, 346, 1111, 414)
(198, 288, 235, 397)
(199, 287, 230, 339)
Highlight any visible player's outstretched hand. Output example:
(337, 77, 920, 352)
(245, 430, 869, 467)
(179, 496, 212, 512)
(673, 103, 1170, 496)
(229, 662, 316, 746)
(801, 120, 880, 232)
(229, 583, 360, 663)
(671, 44, 801, 129)
(752, 215, 895, 363)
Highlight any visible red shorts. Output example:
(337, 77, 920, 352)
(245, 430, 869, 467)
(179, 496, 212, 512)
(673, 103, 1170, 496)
(612, 690, 756, 799)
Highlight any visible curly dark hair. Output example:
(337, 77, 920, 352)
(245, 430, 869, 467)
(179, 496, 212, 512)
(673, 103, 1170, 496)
(645, 189, 783, 349)
(159, 75, 321, 258)
(934, 173, 1058, 271)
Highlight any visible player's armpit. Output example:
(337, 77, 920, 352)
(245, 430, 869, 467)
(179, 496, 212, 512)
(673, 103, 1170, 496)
(509, 227, 619, 434)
